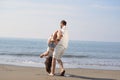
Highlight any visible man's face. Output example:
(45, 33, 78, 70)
(60, 23, 63, 29)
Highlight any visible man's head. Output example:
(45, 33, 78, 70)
(60, 20, 67, 28)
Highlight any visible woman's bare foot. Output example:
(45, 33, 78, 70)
(40, 54, 44, 58)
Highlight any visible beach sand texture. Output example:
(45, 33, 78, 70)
(0, 65, 120, 80)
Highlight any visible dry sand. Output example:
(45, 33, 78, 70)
(0, 64, 120, 80)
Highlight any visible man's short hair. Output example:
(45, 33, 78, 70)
(61, 20, 67, 26)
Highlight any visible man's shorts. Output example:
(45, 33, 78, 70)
(53, 45, 66, 60)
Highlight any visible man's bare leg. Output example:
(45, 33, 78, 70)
(57, 59, 64, 72)
(49, 57, 56, 76)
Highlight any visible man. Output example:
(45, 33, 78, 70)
(49, 20, 69, 76)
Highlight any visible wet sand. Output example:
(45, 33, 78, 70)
(0, 64, 120, 80)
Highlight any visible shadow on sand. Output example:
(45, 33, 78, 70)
(62, 74, 116, 80)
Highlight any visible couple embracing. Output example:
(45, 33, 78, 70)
(40, 20, 69, 76)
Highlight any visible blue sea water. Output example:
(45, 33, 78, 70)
(0, 38, 120, 70)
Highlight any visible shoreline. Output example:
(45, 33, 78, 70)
(0, 64, 120, 80)
(0, 63, 120, 71)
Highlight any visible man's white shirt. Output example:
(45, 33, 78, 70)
(57, 26, 69, 48)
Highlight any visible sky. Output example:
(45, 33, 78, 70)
(0, 0, 120, 42)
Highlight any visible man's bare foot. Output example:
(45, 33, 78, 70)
(60, 70, 65, 76)
(49, 73, 54, 76)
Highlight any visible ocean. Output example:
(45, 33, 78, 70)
(0, 38, 120, 70)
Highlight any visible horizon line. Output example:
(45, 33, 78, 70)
(0, 37, 120, 43)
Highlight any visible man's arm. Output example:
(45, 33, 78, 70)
(57, 30, 63, 41)
(51, 30, 58, 41)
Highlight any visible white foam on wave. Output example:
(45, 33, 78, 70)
(0, 55, 120, 70)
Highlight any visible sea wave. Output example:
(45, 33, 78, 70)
(0, 52, 120, 59)
(0, 53, 88, 58)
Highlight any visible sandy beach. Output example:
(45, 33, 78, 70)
(0, 64, 119, 80)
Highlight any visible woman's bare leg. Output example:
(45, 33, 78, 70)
(40, 51, 49, 58)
